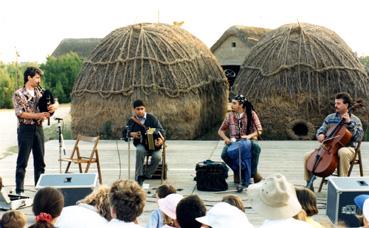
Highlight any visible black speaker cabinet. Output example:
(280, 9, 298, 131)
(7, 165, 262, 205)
(36, 173, 98, 206)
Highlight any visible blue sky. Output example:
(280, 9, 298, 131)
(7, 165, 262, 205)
(0, 0, 368, 63)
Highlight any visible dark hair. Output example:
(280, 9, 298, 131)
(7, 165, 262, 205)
(222, 194, 245, 212)
(233, 95, 256, 134)
(335, 92, 352, 108)
(0, 176, 3, 191)
(133, 100, 145, 108)
(109, 180, 146, 222)
(295, 187, 319, 216)
(176, 195, 206, 228)
(233, 94, 246, 106)
(23, 66, 43, 85)
(30, 187, 64, 228)
(244, 100, 256, 134)
(156, 184, 176, 199)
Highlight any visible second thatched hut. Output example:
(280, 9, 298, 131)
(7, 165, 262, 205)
(233, 23, 369, 140)
(71, 23, 228, 139)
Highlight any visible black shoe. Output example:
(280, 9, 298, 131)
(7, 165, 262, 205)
(136, 176, 145, 186)
(241, 182, 249, 187)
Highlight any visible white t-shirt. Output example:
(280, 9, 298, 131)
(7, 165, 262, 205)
(55, 204, 108, 228)
(106, 219, 142, 227)
(261, 218, 312, 228)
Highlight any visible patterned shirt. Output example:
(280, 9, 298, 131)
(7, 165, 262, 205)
(316, 112, 363, 145)
(219, 111, 262, 139)
(13, 87, 43, 126)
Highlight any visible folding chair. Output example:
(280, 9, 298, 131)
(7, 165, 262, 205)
(318, 141, 363, 192)
(60, 135, 102, 184)
(144, 143, 168, 183)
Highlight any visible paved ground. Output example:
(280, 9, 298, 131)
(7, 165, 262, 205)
(1, 139, 368, 227)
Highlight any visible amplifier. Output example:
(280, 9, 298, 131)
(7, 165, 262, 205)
(327, 176, 369, 227)
(36, 173, 98, 206)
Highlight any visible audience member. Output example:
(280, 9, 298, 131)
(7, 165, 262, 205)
(29, 187, 64, 228)
(295, 187, 324, 228)
(196, 202, 253, 228)
(158, 193, 183, 228)
(0, 210, 27, 228)
(175, 195, 206, 228)
(107, 180, 146, 227)
(221, 194, 245, 212)
(56, 185, 111, 227)
(354, 194, 369, 228)
(146, 184, 176, 228)
(248, 173, 311, 227)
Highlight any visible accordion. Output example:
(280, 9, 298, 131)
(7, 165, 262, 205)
(144, 128, 163, 151)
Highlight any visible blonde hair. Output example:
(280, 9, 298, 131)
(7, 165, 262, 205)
(78, 185, 111, 220)
(1, 210, 27, 228)
(222, 195, 245, 212)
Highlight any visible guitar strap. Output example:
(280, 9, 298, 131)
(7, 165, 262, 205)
(130, 116, 165, 141)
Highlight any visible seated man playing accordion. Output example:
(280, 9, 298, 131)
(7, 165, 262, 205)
(125, 99, 165, 186)
(218, 95, 263, 186)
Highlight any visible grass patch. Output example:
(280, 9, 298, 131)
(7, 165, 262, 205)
(1, 145, 18, 159)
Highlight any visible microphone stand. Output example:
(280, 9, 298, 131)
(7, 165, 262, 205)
(236, 114, 244, 193)
(125, 126, 132, 180)
(56, 117, 66, 174)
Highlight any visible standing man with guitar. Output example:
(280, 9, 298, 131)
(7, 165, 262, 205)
(304, 92, 364, 191)
(12, 66, 58, 195)
(125, 100, 165, 186)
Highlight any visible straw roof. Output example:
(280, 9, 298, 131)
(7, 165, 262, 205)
(210, 25, 271, 52)
(52, 38, 101, 58)
(71, 23, 228, 139)
(233, 23, 369, 139)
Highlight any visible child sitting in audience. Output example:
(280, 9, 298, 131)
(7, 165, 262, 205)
(221, 194, 245, 212)
(175, 195, 206, 228)
(29, 187, 64, 228)
(0, 210, 27, 228)
(146, 184, 176, 228)
(107, 180, 146, 227)
(158, 193, 183, 227)
(295, 187, 324, 228)
(56, 185, 111, 227)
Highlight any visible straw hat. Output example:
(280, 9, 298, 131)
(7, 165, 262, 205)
(247, 173, 301, 219)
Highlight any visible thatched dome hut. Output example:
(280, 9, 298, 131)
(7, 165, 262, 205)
(233, 23, 369, 140)
(71, 23, 228, 139)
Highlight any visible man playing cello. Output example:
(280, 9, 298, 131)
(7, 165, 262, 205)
(304, 92, 364, 190)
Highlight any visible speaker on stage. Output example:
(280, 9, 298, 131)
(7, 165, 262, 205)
(327, 176, 369, 227)
(36, 173, 98, 206)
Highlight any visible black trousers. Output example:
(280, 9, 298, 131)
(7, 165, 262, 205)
(15, 124, 45, 193)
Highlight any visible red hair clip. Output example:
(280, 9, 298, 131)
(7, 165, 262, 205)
(35, 212, 52, 223)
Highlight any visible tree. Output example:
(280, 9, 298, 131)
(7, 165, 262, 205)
(40, 52, 83, 103)
(0, 64, 15, 108)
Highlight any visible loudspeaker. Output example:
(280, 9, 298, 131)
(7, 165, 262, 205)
(327, 176, 369, 227)
(36, 173, 98, 206)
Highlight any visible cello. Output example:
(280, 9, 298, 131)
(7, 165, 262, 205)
(306, 100, 363, 188)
